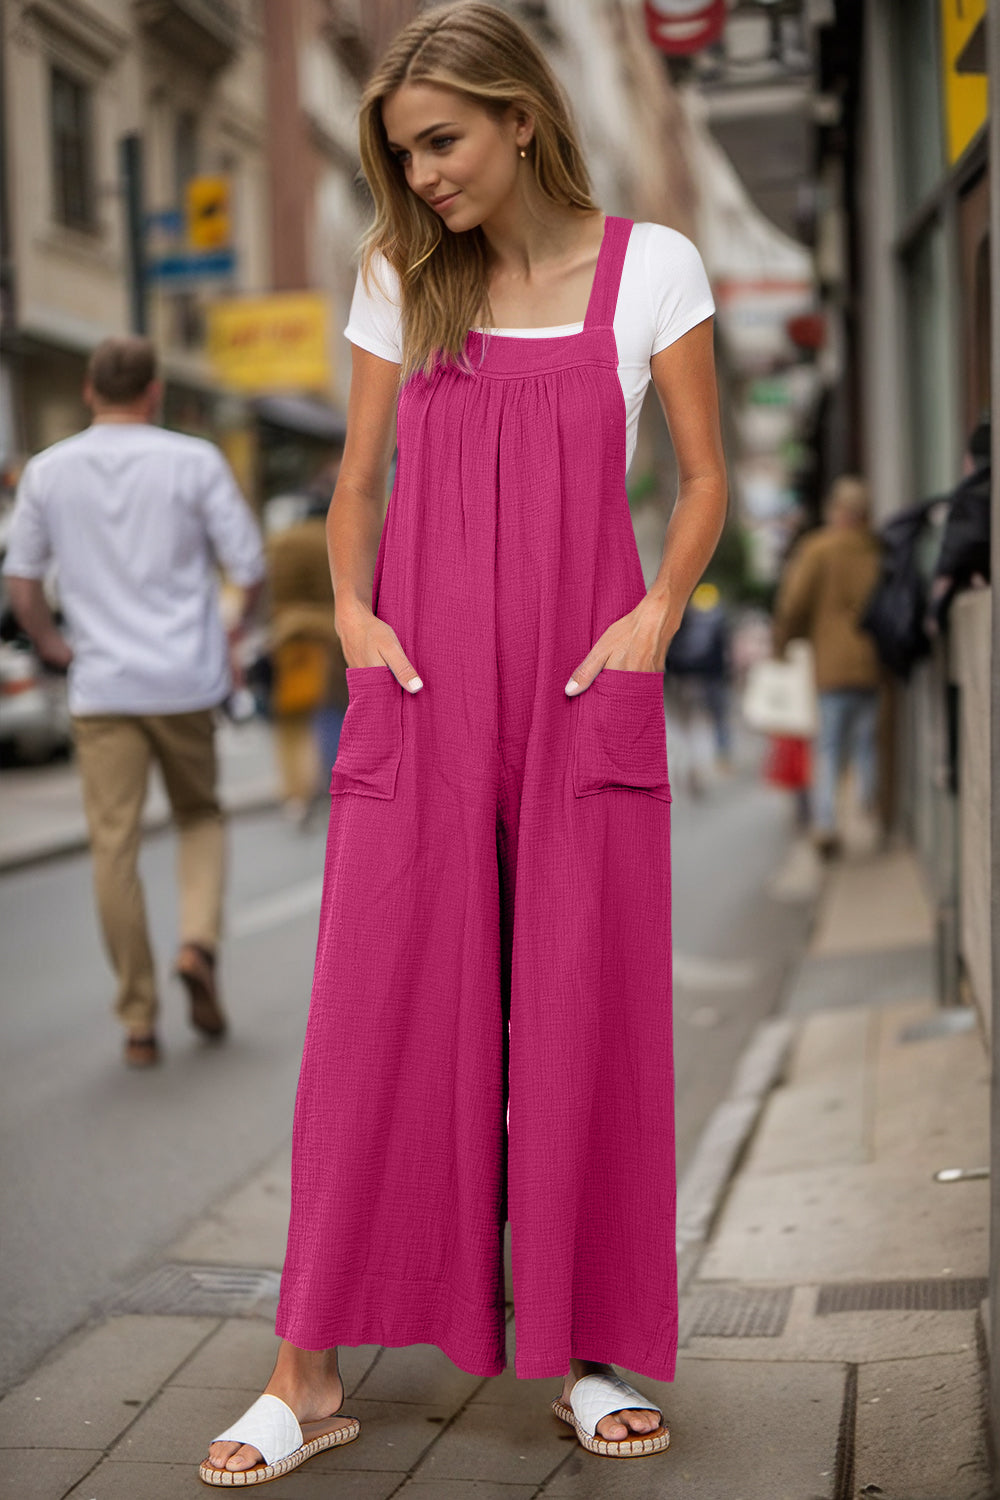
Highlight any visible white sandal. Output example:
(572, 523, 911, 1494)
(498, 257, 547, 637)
(552, 1371, 670, 1459)
(198, 1392, 360, 1487)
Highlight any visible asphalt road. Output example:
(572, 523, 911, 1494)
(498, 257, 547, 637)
(0, 749, 809, 1392)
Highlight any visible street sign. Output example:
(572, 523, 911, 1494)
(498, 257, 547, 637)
(147, 248, 236, 284)
(186, 175, 231, 250)
(207, 292, 332, 393)
(643, 0, 725, 55)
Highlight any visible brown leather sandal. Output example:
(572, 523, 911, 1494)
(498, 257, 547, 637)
(124, 1032, 160, 1068)
(175, 943, 228, 1038)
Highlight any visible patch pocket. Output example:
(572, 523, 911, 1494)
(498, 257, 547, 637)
(572, 668, 672, 802)
(329, 665, 403, 800)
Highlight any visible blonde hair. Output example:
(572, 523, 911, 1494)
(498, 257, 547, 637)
(356, 1, 597, 384)
(825, 474, 871, 525)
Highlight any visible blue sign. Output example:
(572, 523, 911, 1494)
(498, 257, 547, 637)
(146, 248, 236, 284)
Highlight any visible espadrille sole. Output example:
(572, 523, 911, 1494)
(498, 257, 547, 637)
(551, 1399, 670, 1459)
(198, 1415, 360, 1486)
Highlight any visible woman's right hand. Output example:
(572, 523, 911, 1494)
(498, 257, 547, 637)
(336, 600, 423, 693)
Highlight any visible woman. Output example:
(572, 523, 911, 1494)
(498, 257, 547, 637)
(201, 2, 726, 1484)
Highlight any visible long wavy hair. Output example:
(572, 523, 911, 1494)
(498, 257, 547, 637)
(356, 2, 598, 384)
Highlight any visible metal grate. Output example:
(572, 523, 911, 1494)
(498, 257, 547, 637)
(816, 1277, 987, 1314)
(114, 1263, 282, 1317)
(680, 1285, 793, 1342)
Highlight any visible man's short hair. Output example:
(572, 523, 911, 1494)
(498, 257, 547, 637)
(86, 337, 157, 403)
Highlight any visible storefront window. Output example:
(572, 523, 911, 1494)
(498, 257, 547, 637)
(891, 0, 945, 218)
(902, 218, 958, 497)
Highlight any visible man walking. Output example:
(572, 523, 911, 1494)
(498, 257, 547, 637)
(772, 475, 882, 858)
(4, 336, 265, 1066)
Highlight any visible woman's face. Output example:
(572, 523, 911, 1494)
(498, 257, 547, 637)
(381, 83, 528, 231)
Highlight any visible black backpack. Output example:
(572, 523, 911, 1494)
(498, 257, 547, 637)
(859, 499, 937, 678)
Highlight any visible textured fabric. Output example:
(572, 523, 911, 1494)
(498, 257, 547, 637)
(73, 709, 224, 1030)
(3, 424, 265, 715)
(343, 221, 715, 476)
(277, 216, 677, 1383)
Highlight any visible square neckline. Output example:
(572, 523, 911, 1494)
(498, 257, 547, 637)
(472, 213, 610, 343)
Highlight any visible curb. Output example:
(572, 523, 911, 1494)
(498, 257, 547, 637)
(0, 785, 279, 876)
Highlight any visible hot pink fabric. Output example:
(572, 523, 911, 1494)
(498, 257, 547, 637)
(276, 215, 677, 1382)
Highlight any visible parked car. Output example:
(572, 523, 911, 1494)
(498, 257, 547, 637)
(0, 574, 73, 765)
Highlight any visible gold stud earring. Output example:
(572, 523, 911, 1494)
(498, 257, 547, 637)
(519, 147, 527, 158)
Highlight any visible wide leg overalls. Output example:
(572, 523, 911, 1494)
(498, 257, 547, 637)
(276, 215, 677, 1383)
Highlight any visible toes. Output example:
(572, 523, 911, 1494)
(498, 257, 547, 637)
(225, 1444, 263, 1471)
(596, 1408, 660, 1441)
(596, 1415, 629, 1440)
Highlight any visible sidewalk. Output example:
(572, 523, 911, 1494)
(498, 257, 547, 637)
(0, 841, 993, 1498)
(0, 717, 280, 871)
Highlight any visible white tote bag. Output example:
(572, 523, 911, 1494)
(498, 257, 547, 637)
(741, 639, 819, 739)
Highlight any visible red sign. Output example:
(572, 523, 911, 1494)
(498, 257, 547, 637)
(643, 0, 726, 55)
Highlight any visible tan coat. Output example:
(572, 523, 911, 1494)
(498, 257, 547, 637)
(772, 525, 882, 692)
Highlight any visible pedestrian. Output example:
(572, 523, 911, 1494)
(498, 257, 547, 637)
(772, 474, 882, 859)
(3, 335, 266, 1068)
(265, 469, 347, 826)
(200, 2, 726, 1484)
(664, 580, 733, 793)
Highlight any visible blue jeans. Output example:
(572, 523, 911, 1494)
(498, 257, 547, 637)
(813, 688, 878, 834)
(313, 705, 346, 788)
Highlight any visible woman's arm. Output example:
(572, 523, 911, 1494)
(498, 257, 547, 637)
(565, 315, 728, 691)
(328, 346, 423, 691)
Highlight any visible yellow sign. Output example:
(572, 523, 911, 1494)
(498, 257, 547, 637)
(187, 175, 231, 250)
(939, 0, 987, 165)
(207, 292, 332, 393)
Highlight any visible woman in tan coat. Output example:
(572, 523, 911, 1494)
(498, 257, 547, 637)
(772, 475, 882, 857)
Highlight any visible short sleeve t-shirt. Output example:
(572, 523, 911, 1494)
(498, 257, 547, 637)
(343, 221, 715, 475)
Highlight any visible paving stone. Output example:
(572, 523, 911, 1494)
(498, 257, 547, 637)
(468, 1365, 561, 1409)
(68, 1457, 402, 1499)
(699, 1161, 988, 1284)
(351, 1342, 485, 1408)
(308, 1397, 453, 1473)
(874, 1006, 989, 1163)
(166, 1151, 291, 1267)
(396, 1483, 537, 1498)
(408, 1399, 565, 1484)
(743, 1067, 869, 1173)
(169, 1318, 380, 1397)
(684, 1285, 981, 1364)
(542, 1357, 842, 1498)
(788, 1008, 872, 1084)
(854, 1350, 994, 1499)
(0, 1447, 101, 1499)
(809, 849, 934, 956)
(0, 1315, 218, 1451)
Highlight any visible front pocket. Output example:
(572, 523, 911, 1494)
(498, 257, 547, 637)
(329, 665, 403, 800)
(572, 668, 672, 802)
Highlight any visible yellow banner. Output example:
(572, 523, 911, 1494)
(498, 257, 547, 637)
(940, 0, 987, 165)
(207, 293, 332, 393)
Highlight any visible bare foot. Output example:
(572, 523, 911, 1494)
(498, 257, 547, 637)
(559, 1359, 662, 1442)
(204, 1342, 348, 1474)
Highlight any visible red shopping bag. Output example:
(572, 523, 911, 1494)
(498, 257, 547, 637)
(764, 734, 811, 790)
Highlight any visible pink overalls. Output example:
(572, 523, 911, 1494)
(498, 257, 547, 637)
(276, 215, 677, 1383)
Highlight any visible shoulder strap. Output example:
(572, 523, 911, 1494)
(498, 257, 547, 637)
(583, 215, 634, 330)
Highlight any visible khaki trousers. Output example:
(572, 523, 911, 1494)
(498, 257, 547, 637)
(72, 710, 225, 1034)
(274, 713, 320, 805)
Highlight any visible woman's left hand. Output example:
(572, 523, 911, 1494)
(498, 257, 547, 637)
(564, 594, 682, 694)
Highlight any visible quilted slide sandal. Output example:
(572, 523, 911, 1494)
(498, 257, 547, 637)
(552, 1371, 670, 1459)
(198, 1392, 360, 1487)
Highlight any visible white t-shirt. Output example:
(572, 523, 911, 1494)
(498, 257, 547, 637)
(343, 221, 715, 474)
(3, 424, 266, 716)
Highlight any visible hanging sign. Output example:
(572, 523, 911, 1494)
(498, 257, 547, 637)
(939, 0, 987, 165)
(643, 0, 725, 56)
